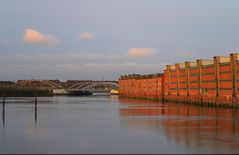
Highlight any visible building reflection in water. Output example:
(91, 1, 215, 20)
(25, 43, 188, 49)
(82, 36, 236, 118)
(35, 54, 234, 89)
(118, 98, 239, 150)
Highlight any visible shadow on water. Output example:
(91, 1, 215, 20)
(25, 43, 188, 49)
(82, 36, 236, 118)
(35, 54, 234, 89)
(118, 98, 239, 152)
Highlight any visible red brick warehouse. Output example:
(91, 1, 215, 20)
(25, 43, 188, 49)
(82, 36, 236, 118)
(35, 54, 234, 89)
(119, 53, 239, 108)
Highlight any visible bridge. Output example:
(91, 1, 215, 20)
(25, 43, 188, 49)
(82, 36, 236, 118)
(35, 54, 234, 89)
(13, 80, 119, 95)
(14, 80, 63, 89)
(67, 81, 118, 92)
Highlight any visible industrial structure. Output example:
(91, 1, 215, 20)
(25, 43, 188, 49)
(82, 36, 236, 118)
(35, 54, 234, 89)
(119, 53, 239, 108)
(0, 80, 119, 96)
(119, 74, 164, 100)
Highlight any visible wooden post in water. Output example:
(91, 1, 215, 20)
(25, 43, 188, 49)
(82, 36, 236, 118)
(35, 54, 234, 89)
(35, 90, 37, 103)
(34, 82, 37, 123)
(34, 80, 37, 103)
(2, 92, 5, 106)
(35, 99, 37, 124)
(2, 91, 5, 126)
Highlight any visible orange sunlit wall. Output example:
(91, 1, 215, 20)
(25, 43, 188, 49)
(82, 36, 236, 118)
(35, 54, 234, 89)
(119, 74, 164, 100)
(236, 60, 239, 96)
(119, 53, 239, 107)
(201, 64, 215, 96)
(178, 65, 187, 96)
(189, 66, 199, 96)
(219, 62, 232, 97)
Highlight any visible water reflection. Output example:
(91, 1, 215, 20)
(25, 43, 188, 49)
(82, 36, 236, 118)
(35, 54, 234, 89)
(1, 96, 239, 153)
(118, 98, 239, 152)
(1, 97, 38, 126)
(35, 100, 37, 124)
(2, 100, 5, 126)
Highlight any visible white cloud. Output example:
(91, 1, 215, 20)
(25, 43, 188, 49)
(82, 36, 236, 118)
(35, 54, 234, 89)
(23, 29, 59, 44)
(127, 48, 157, 57)
(79, 32, 95, 40)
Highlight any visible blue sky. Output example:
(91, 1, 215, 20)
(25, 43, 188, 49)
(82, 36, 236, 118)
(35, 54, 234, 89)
(0, 0, 239, 81)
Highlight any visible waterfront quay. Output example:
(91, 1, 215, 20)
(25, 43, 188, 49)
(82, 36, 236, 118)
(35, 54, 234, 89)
(119, 53, 239, 108)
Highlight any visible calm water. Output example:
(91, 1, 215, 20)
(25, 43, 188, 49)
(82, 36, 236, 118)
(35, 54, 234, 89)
(1, 96, 239, 154)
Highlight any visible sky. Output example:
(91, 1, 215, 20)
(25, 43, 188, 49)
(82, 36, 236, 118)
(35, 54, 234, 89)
(1, 0, 239, 81)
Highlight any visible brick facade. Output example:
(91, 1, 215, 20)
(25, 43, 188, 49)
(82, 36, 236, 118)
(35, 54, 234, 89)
(119, 53, 239, 107)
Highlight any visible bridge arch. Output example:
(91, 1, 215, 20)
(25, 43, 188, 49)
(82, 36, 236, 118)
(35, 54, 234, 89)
(67, 81, 119, 92)
(14, 80, 63, 89)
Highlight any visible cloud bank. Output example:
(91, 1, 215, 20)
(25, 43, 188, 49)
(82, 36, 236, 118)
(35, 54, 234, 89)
(0, 52, 165, 81)
(127, 48, 157, 57)
(23, 29, 59, 44)
(79, 32, 95, 40)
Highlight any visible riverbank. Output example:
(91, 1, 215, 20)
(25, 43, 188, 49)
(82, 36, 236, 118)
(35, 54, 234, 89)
(0, 87, 52, 97)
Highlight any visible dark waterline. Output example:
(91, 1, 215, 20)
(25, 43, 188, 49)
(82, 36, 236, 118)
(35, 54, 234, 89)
(0, 96, 239, 154)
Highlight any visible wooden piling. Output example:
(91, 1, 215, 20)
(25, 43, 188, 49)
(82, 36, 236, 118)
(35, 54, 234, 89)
(2, 92, 5, 108)
(2, 92, 5, 125)
(34, 88, 37, 123)
(35, 101, 37, 124)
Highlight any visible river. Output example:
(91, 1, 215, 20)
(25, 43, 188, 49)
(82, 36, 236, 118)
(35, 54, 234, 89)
(0, 96, 239, 154)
